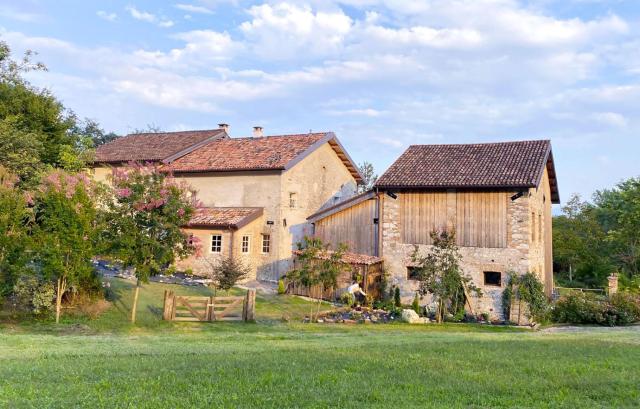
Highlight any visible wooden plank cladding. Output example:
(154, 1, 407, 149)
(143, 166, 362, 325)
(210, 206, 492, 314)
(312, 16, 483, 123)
(314, 198, 377, 255)
(400, 191, 508, 248)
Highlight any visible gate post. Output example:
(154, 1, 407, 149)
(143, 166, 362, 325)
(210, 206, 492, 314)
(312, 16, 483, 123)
(163, 290, 175, 321)
(243, 289, 256, 322)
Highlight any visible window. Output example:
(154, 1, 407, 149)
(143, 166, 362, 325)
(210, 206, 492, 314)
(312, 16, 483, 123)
(261, 234, 271, 253)
(188, 234, 195, 246)
(241, 236, 250, 253)
(211, 235, 222, 253)
(289, 192, 297, 209)
(407, 267, 421, 281)
(483, 271, 502, 287)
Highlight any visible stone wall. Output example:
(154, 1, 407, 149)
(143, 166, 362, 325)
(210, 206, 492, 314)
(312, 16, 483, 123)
(380, 186, 549, 320)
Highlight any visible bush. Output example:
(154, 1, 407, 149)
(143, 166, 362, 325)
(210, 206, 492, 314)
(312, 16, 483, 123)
(12, 275, 55, 316)
(608, 293, 640, 325)
(412, 293, 420, 315)
(503, 272, 549, 322)
(340, 292, 355, 307)
(552, 291, 640, 326)
(394, 287, 401, 307)
(277, 279, 286, 295)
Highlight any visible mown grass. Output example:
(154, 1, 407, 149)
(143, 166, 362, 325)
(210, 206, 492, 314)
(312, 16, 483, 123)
(1, 278, 639, 408)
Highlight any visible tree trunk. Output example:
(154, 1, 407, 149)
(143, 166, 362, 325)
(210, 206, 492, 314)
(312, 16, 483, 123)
(316, 284, 324, 321)
(55, 277, 66, 324)
(569, 264, 573, 283)
(131, 279, 141, 324)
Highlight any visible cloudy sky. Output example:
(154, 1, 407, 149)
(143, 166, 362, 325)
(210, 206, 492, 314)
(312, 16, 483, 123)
(2, 0, 640, 205)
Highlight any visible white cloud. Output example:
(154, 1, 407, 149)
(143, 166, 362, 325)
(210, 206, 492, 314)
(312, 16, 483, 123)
(174, 3, 214, 14)
(0, 6, 42, 22)
(240, 3, 353, 59)
(96, 11, 117, 22)
(593, 112, 627, 128)
(125, 5, 174, 28)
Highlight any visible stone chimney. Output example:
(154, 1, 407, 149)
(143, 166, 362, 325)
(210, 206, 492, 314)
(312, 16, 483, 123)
(218, 123, 229, 133)
(253, 126, 264, 137)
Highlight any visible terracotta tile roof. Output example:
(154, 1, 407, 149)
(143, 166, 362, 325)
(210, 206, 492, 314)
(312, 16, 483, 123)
(94, 129, 227, 163)
(293, 249, 383, 266)
(185, 207, 263, 229)
(375, 140, 559, 202)
(166, 133, 330, 173)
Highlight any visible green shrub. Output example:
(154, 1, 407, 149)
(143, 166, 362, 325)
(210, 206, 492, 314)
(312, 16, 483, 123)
(412, 293, 420, 315)
(340, 292, 355, 307)
(552, 292, 640, 326)
(608, 293, 640, 325)
(277, 279, 286, 295)
(552, 292, 603, 324)
(12, 275, 55, 316)
(394, 287, 401, 307)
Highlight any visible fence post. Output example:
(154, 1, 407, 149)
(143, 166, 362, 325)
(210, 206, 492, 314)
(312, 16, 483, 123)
(243, 289, 256, 322)
(163, 290, 175, 321)
(208, 295, 215, 322)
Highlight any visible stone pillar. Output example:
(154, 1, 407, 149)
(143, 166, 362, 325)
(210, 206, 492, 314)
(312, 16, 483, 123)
(608, 273, 618, 295)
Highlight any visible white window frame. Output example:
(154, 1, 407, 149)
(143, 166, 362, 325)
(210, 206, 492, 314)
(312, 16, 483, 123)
(241, 235, 250, 254)
(261, 234, 271, 254)
(211, 235, 222, 253)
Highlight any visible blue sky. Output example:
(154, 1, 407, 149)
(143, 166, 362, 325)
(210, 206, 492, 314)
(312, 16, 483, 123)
(2, 0, 640, 206)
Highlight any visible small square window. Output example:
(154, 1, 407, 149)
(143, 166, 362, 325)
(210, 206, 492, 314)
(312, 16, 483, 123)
(262, 234, 271, 253)
(483, 271, 502, 287)
(407, 267, 421, 281)
(211, 235, 222, 253)
(241, 236, 250, 253)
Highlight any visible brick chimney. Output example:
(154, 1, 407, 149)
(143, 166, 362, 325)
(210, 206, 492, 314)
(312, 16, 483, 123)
(253, 126, 264, 137)
(218, 123, 229, 133)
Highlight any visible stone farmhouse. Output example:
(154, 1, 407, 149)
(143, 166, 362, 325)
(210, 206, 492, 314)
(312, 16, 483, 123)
(308, 140, 559, 319)
(94, 128, 560, 319)
(93, 125, 362, 281)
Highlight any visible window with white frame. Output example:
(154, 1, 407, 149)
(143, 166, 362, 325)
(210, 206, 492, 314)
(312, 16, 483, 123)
(262, 234, 271, 253)
(211, 235, 222, 253)
(241, 235, 250, 253)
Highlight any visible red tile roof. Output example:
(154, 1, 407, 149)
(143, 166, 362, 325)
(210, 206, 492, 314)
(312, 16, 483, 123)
(167, 133, 328, 173)
(375, 140, 559, 202)
(95, 129, 227, 163)
(185, 207, 263, 229)
(293, 249, 383, 266)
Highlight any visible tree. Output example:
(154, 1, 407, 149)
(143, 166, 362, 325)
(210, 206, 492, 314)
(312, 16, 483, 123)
(0, 166, 32, 299)
(100, 163, 198, 323)
(203, 256, 249, 293)
(594, 178, 640, 278)
(33, 170, 98, 323)
(0, 40, 101, 187)
(289, 237, 346, 321)
(553, 194, 611, 287)
(411, 230, 480, 323)
(357, 161, 378, 193)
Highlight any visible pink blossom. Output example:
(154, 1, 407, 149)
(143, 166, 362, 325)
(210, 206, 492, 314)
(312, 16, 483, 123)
(116, 188, 132, 198)
(177, 208, 185, 217)
(23, 191, 34, 206)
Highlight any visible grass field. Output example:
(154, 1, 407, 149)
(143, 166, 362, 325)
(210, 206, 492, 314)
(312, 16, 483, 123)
(1, 278, 639, 408)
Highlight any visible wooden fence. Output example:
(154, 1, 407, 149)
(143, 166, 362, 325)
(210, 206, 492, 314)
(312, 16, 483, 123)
(162, 289, 256, 322)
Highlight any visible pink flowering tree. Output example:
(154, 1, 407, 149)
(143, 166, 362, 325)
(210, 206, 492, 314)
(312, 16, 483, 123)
(101, 163, 200, 323)
(34, 169, 98, 323)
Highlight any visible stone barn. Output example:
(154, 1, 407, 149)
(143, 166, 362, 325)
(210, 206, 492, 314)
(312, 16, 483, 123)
(308, 140, 560, 319)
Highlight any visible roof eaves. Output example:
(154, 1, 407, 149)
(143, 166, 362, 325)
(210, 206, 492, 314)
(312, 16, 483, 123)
(307, 190, 377, 222)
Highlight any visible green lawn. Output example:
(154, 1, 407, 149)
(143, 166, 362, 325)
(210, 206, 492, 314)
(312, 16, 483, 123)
(1, 279, 639, 408)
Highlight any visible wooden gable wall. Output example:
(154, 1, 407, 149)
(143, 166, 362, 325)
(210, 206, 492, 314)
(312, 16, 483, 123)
(400, 191, 508, 248)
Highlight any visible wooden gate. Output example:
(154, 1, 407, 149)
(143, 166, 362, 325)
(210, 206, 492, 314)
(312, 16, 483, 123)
(162, 289, 256, 322)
